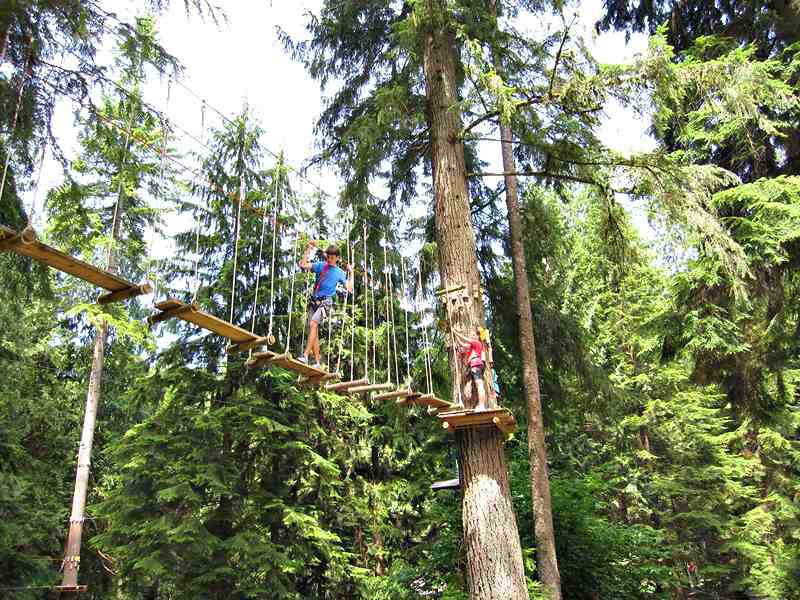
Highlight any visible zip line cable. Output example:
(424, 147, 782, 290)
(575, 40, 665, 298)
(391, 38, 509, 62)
(44, 11, 336, 200)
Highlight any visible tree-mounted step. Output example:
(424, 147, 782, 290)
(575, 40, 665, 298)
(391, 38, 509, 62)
(149, 299, 267, 353)
(437, 407, 516, 436)
(0, 224, 151, 304)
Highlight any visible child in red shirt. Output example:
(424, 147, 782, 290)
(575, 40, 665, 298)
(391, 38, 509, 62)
(454, 326, 488, 411)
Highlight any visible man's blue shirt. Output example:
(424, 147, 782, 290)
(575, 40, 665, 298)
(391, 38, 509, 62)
(311, 261, 347, 298)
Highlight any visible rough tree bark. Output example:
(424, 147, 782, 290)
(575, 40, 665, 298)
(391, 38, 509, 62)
(498, 117, 562, 599)
(420, 1, 528, 598)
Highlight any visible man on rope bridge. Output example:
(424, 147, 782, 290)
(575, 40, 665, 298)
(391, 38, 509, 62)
(297, 241, 353, 369)
(453, 326, 489, 412)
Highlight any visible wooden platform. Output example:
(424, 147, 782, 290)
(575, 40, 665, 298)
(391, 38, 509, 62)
(150, 299, 266, 353)
(0, 224, 151, 304)
(437, 407, 517, 436)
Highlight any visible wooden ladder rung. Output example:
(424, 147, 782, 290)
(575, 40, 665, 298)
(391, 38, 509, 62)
(298, 372, 341, 388)
(246, 350, 280, 370)
(0, 224, 37, 250)
(148, 300, 198, 326)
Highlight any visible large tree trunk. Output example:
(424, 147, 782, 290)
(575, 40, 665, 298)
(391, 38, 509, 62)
(61, 138, 130, 598)
(498, 119, 562, 599)
(60, 320, 110, 592)
(420, 2, 528, 598)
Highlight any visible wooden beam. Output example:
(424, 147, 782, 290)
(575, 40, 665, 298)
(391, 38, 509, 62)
(348, 382, 396, 394)
(53, 585, 88, 593)
(226, 336, 269, 354)
(269, 352, 329, 378)
(298, 372, 340, 388)
(324, 378, 368, 392)
(0, 224, 141, 293)
(0, 224, 37, 250)
(96, 282, 152, 305)
(246, 350, 280, 370)
(148, 300, 198, 326)
(434, 283, 466, 297)
(372, 388, 414, 402)
(153, 299, 262, 344)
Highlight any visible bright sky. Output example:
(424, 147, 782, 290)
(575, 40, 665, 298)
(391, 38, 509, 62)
(31, 0, 653, 239)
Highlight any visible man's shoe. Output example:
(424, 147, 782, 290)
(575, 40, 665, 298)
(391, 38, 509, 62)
(312, 362, 323, 370)
(296, 354, 309, 364)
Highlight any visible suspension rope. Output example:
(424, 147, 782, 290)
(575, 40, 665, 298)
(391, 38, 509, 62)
(382, 239, 392, 384)
(150, 78, 171, 304)
(370, 255, 378, 384)
(0, 45, 30, 208)
(228, 172, 245, 324)
(249, 165, 277, 348)
(400, 256, 412, 387)
(363, 224, 369, 381)
(417, 263, 434, 395)
(266, 158, 282, 339)
(386, 239, 400, 386)
(349, 233, 358, 380)
(190, 100, 206, 303)
(284, 232, 300, 354)
(335, 231, 353, 375)
(443, 286, 464, 406)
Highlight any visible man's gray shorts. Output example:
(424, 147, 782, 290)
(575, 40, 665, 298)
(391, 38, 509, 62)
(308, 298, 333, 326)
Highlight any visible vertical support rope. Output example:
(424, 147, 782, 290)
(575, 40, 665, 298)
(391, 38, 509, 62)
(0, 49, 30, 207)
(443, 291, 464, 406)
(387, 245, 400, 387)
(349, 235, 357, 380)
(382, 239, 391, 384)
(266, 159, 282, 337)
(250, 165, 279, 336)
(284, 232, 300, 354)
(228, 173, 245, 324)
(334, 215, 352, 374)
(363, 224, 369, 381)
(191, 101, 206, 303)
(370, 255, 378, 384)
(417, 263, 434, 395)
(400, 256, 412, 387)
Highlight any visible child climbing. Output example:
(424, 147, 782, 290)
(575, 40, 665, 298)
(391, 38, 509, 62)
(453, 326, 488, 411)
(298, 241, 354, 369)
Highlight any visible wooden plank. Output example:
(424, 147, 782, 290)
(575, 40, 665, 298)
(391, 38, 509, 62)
(97, 282, 152, 305)
(372, 388, 414, 402)
(298, 372, 340, 388)
(325, 378, 368, 392)
(0, 224, 141, 293)
(397, 392, 450, 409)
(269, 352, 329, 378)
(153, 299, 261, 344)
(53, 585, 89, 593)
(148, 300, 198, 326)
(246, 350, 280, 370)
(438, 407, 517, 435)
(226, 336, 269, 354)
(348, 382, 396, 394)
(0, 223, 36, 250)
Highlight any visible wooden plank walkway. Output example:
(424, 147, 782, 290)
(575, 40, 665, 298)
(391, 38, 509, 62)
(437, 407, 517, 436)
(0, 224, 150, 304)
(149, 299, 266, 353)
